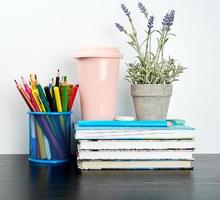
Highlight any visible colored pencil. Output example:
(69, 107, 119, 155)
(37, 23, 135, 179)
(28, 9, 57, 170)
(35, 122, 47, 159)
(21, 76, 40, 112)
(34, 74, 38, 88)
(52, 78, 55, 86)
(44, 86, 56, 111)
(61, 76, 68, 112)
(68, 84, 79, 111)
(32, 89, 46, 112)
(54, 87, 62, 112)
(37, 84, 51, 112)
(30, 74, 34, 90)
(30, 115, 38, 158)
(15, 80, 36, 112)
(67, 84, 74, 105)
(21, 76, 32, 94)
(44, 136, 51, 159)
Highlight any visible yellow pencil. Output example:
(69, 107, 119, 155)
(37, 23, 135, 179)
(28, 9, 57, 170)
(35, 123, 47, 159)
(32, 89, 46, 112)
(54, 87, 62, 112)
(30, 74, 36, 90)
(54, 87, 65, 132)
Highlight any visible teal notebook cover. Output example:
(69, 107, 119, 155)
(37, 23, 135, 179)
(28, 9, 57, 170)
(77, 119, 185, 128)
(76, 119, 189, 130)
(78, 120, 169, 127)
(75, 124, 194, 131)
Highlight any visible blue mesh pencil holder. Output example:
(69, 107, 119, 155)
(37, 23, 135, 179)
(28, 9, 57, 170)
(28, 112, 72, 164)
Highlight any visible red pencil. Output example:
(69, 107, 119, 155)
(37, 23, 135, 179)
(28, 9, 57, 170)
(68, 84, 79, 111)
(15, 80, 36, 112)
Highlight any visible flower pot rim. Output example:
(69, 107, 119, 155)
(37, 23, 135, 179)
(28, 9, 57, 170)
(131, 84, 173, 86)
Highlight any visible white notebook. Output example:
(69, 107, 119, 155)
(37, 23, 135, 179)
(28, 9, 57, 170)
(76, 132, 194, 140)
(78, 140, 195, 150)
(78, 150, 194, 160)
(78, 160, 193, 170)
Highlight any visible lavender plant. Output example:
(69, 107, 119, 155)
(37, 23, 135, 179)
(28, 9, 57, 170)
(115, 3, 186, 84)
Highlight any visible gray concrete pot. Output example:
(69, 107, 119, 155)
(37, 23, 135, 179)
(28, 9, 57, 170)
(131, 84, 172, 120)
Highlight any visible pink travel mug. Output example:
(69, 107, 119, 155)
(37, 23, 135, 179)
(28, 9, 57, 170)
(74, 47, 122, 120)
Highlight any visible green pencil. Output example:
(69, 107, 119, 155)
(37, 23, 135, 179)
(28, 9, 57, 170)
(61, 76, 68, 112)
(37, 84, 51, 112)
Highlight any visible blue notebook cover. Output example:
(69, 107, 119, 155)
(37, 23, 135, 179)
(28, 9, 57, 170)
(75, 124, 194, 131)
(78, 120, 170, 127)
(77, 119, 186, 128)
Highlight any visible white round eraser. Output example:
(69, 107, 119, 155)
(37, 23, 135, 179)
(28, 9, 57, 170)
(115, 116, 135, 121)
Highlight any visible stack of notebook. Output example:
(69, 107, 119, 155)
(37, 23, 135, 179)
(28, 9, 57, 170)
(75, 120, 195, 170)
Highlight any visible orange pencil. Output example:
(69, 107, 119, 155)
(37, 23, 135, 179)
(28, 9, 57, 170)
(67, 84, 74, 105)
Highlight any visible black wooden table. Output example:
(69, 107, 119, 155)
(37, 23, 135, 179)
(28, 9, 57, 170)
(0, 154, 219, 200)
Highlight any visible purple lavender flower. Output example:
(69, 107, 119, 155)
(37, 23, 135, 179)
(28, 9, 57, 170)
(169, 10, 175, 24)
(162, 10, 175, 28)
(138, 2, 148, 18)
(147, 15, 154, 33)
(121, 4, 130, 17)
(162, 12, 170, 26)
(115, 23, 126, 33)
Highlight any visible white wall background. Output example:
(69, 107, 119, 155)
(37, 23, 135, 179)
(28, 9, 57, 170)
(0, 0, 219, 154)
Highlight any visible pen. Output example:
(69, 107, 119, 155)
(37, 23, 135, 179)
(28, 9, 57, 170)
(55, 69, 60, 87)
